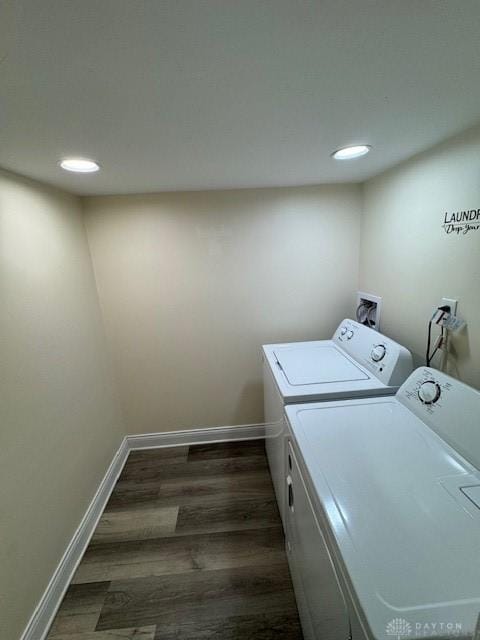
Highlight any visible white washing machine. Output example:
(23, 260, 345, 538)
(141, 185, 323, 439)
(263, 319, 413, 524)
(285, 367, 480, 640)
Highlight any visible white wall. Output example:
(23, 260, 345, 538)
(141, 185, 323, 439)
(84, 185, 361, 434)
(360, 124, 480, 388)
(0, 170, 124, 640)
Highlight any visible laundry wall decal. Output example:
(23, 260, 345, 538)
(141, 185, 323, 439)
(442, 209, 480, 235)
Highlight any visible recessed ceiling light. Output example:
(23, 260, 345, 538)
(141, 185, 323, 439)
(59, 157, 100, 173)
(332, 145, 371, 160)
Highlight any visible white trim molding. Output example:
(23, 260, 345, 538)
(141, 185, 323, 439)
(21, 423, 266, 640)
(126, 422, 266, 450)
(20, 438, 130, 640)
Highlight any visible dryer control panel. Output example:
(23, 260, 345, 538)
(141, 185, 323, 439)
(398, 367, 480, 472)
(333, 319, 412, 388)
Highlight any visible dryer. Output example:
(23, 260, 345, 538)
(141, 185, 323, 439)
(263, 319, 412, 524)
(285, 367, 480, 640)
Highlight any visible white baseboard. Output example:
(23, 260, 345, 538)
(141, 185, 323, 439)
(126, 422, 266, 450)
(21, 423, 265, 640)
(20, 437, 130, 640)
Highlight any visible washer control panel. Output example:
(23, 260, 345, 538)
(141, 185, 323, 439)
(418, 380, 441, 405)
(398, 367, 480, 472)
(401, 368, 452, 415)
(371, 344, 386, 362)
(333, 319, 412, 387)
(339, 325, 354, 340)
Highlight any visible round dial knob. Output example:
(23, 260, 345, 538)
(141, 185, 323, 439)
(371, 344, 386, 362)
(418, 381, 441, 405)
(340, 326, 348, 336)
(346, 330, 354, 340)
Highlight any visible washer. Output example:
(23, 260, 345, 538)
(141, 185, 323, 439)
(285, 367, 480, 640)
(263, 318, 413, 523)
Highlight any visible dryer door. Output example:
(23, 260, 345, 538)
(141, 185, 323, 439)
(286, 441, 350, 640)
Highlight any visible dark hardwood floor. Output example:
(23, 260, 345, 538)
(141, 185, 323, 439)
(47, 440, 303, 640)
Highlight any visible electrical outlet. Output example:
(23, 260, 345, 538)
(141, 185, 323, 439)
(440, 298, 458, 315)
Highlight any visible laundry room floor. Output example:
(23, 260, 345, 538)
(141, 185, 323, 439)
(46, 440, 302, 640)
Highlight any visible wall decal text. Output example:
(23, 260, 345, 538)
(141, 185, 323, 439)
(442, 209, 480, 235)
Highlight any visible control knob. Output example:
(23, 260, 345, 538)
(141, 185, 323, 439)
(340, 326, 348, 336)
(346, 330, 354, 340)
(418, 381, 441, 405)
(371, 344, 386, 362)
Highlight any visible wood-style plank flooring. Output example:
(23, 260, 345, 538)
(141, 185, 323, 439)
(47, 440, 303, 640)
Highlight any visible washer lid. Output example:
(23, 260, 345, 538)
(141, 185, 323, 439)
(461, 485, 480, 509)
(287, 398, 480, 640)
(273, 345, 369, 385)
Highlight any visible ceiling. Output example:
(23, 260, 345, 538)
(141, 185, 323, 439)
(1, 0, 480, 196)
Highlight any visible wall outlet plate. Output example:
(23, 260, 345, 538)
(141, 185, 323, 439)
(436, 298, 465, 333)
(443, 314, 466, 333)
(440, 298, 458, 315)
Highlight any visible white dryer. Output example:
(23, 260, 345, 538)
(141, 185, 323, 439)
(285, 367, 480, 640)
(263, 319, 412, 523)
